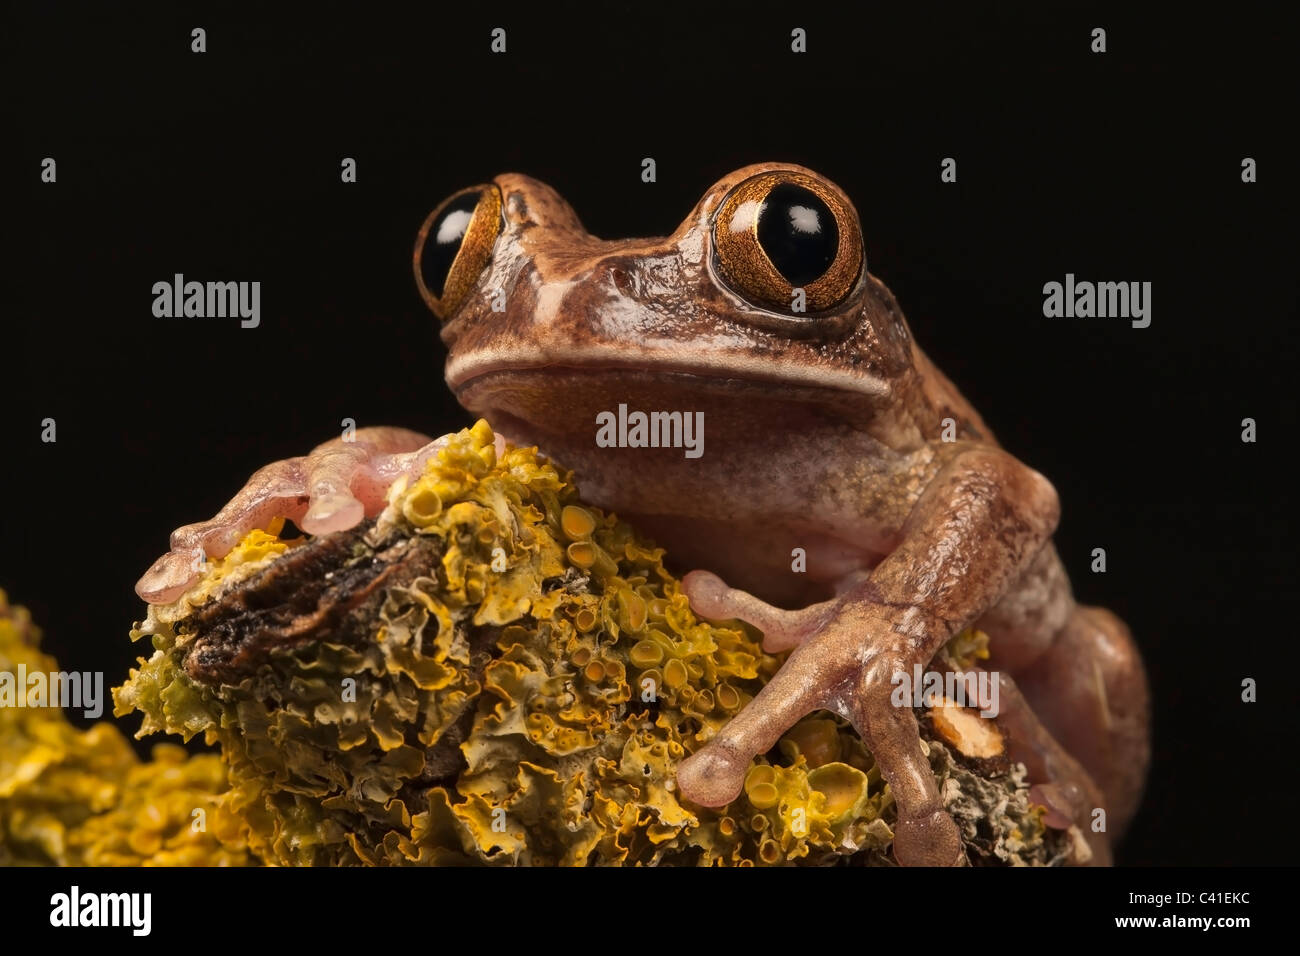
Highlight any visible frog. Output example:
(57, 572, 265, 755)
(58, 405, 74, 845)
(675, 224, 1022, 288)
(136, 162, 1150, 866)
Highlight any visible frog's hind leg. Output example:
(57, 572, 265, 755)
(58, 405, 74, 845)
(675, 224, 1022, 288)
(983, 667, 1112, 864)
(978, 545, 1150, 840)
(1016, 605, 1151, 837)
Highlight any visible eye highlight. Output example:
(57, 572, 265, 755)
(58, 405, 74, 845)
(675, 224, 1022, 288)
(712, 172, 863, 315)
(414, 184, 503, 320)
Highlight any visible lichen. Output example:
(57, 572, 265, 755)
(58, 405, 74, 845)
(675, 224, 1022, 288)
(945, 628, 991, 669)
(105, 420, 1063, 866)
(0, 590, 250, 866)
(924, 737, 1066, 866)
(0, 420, 1064, 866)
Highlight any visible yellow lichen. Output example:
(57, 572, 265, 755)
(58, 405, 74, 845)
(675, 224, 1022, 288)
(112, 422, 914, 865)
(0, 418, 1059, 868)
(0, 590, 250, 866)
(147, 529, 297, 628)
(945, 628, 991, 669)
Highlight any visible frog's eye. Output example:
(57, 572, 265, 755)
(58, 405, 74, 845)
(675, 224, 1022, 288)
(712, 172, 863, 315)
(414, 184, 503, 320)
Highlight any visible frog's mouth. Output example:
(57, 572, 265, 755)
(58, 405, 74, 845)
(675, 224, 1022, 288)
(446, 353, 892, 401)
(452, 363, 885, 457)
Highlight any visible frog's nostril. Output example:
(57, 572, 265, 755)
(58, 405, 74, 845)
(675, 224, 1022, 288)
(609, 265, 634, 297)
(600, 260, 640, 298)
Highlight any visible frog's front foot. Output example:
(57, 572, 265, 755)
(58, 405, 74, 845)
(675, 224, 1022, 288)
(674, 446, 1065, 866)
(676, 569, 964, 867)
(135, 427, 463, 604)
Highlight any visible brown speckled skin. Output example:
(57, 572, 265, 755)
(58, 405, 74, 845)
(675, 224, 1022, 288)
(137, 163, 1149, 867)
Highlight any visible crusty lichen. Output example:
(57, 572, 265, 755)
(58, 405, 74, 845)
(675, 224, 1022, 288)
(0, 590, 250, 866)
(106, 420, 1065, 866)
(926, 737, 1067, 866)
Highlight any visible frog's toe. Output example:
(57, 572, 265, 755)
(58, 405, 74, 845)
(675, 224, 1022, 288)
(893, 809, 963, 867)
(300, 493, 366, 535)
(1029, 783, 1079, 830)
(135, 548, 206, 604)
(135, 458, 310, 604)
(682, 569, 833, 653)
(676, 634, 846, 807)
(675, 745, 750, 807)
(297, 443, 376, 535)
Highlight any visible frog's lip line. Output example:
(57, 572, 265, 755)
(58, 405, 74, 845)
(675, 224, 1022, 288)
(447, 355, 892, 398)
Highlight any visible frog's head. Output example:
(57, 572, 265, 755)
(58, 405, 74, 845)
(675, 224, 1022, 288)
(414, 163, 923, 451)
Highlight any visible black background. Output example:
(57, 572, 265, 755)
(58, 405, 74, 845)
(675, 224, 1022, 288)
(5, 3, 1296, 867)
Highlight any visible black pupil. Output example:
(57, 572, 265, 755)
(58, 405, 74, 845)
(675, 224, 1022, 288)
(421, 192, 481, 297)
(755, 183, 838, 287)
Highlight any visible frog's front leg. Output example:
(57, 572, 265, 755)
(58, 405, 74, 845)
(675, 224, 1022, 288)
(676, 446, 1060, 867)
(135, 427, 450, 604)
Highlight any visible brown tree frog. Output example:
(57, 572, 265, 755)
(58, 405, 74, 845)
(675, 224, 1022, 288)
(137, 163, 1150, 866)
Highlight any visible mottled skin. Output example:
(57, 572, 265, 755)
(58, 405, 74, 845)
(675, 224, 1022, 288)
(137, 163, 1149, 866)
